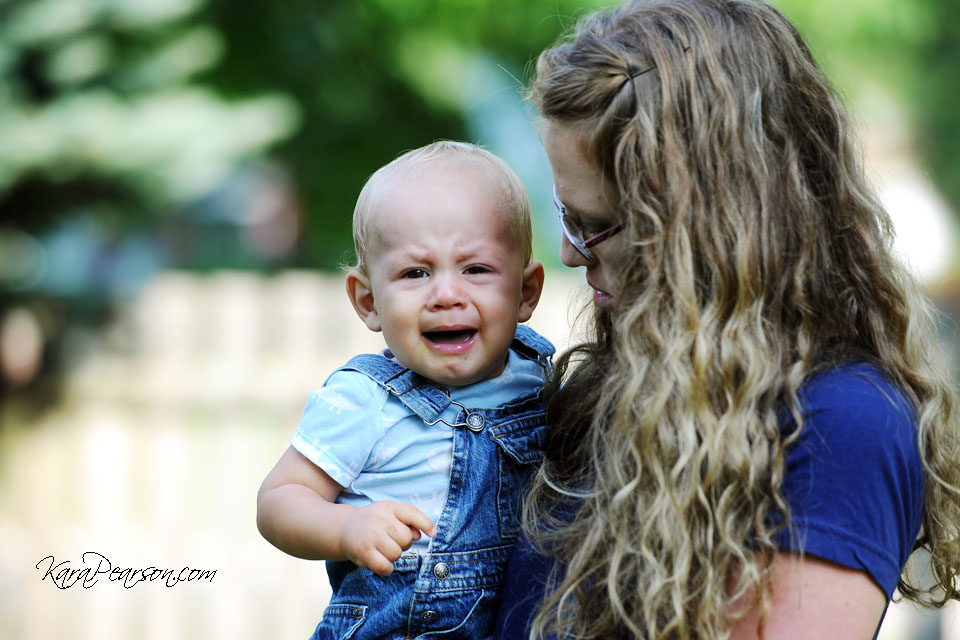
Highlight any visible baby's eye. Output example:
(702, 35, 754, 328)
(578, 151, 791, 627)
(464, 265, 491, 275)
(401, 268, 429, 279)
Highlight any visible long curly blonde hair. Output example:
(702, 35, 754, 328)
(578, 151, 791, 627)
(525, 0, 960, 637)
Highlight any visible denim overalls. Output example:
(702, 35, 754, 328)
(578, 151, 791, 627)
(311, 325, 554, 640)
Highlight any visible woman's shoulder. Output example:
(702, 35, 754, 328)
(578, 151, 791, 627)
(780, 361, 923, 518)
(790, 362, 917, 442)
(778, 362, 925, 595)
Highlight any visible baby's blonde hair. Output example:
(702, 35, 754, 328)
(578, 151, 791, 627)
(350, 141, 532, 272)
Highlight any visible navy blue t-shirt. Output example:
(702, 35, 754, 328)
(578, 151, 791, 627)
(494, 364, 924, 638)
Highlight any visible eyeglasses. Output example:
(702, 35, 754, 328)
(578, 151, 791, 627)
(552, 184, 624, 262)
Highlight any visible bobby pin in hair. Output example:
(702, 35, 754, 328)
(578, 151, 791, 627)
(627, 64, 657, 78)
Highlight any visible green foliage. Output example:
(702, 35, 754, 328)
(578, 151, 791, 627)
(197, 0, 608, 269)
(0, 0, 298, 230)
(0, 0, 957, 268)
(775, 0, 960, 250)
(774, 0, 938, 92)
(907, 0, 960, 217)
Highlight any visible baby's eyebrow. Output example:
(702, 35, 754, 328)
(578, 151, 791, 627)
(454, 246, 504, 262)
(389, 247, 431, 262)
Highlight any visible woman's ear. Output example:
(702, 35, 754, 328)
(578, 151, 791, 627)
(345, 268, 382, 332)
(517, 260, 545, 323)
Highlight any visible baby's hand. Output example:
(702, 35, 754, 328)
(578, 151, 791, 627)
(340, 501, 437, 575)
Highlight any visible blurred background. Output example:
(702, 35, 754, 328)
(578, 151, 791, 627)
(0, 0, 958, 638)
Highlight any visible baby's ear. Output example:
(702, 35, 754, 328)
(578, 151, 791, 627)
(517, 260, 545, 323)
(345, 268, 382, 332)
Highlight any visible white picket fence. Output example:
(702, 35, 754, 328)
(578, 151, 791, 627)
(0, 270, 955, 640)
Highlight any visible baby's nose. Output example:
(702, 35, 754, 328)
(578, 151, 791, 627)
(428, 274, 467, 309)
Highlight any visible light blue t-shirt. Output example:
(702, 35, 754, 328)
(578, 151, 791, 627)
(291, 347, 546, 553)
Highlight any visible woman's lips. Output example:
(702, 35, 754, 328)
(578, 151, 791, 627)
(588, 281, 613, 307)
(593, 289, 613, 306)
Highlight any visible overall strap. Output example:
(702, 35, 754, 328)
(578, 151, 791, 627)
(338, 353, 451, 425)
(511, 325, 556, 377)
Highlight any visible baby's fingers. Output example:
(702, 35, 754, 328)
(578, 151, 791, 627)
(391, 503, 437, 538)
(349, 534, 402, 575)
(358, 548, 397, 576)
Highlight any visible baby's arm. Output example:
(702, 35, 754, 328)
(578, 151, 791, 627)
(256, 446, 437, 575)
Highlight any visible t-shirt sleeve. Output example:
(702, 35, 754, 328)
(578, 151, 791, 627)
(774, 366, 924, 597)
(290, 369, 389, 490)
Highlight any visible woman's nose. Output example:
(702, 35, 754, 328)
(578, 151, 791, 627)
(560, 234, 591, 268)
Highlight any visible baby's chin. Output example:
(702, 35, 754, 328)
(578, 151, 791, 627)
(437, 364, 507, 388)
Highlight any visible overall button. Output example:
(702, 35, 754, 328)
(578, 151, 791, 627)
(421, 610, 438, 624)
(433, 562, 450, 579)
(465, 413, 485, 432)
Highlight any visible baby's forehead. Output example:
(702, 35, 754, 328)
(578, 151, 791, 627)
(355, 150, 530, 267)
(384, 155, 503, 191)
(370, 160, 513, 224)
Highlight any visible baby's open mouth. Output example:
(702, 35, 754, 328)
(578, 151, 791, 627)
(423, 329, 477, 344)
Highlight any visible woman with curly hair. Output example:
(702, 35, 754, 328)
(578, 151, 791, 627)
(494, 0, 960, 637)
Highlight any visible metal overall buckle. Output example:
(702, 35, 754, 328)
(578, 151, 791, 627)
(423, 388, 485, 433)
